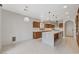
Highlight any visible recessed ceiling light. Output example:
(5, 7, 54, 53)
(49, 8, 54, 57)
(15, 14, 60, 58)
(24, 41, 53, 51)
(63, 5, 68, 8)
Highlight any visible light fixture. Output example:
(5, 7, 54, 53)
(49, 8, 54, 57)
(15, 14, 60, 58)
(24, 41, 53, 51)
(24, 5, 30, 22)
(24, 17, 30, 22)
(63, 5, 68, 9)
(48, 11, 52, 21)
(24, 5, 28, 11)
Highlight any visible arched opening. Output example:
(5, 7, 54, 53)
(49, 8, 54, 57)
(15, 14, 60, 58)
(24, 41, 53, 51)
(65, 20, 74, 37)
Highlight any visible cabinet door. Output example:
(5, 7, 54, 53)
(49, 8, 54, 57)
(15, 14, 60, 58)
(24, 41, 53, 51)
(33, 21, 40, 28)
(59, 23, 63, 28)
(33, 32, 42, 39)
(54, 33, 59, 42)
(45, 24, 55, 28)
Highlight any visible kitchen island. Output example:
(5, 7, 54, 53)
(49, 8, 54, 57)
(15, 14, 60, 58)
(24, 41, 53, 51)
(42, 29, 63, 47)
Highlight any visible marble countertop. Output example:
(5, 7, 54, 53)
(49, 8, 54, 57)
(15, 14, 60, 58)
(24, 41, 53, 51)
(33, 28, 63, 33)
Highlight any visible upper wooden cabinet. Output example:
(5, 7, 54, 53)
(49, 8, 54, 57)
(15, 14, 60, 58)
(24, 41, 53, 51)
(59, 23, 63, 28)
(44, 24, 55, 28)
(33, 21, 40, 28)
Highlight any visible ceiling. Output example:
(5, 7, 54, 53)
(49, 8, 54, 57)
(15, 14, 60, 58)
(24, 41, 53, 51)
(2, 4, 79, 21)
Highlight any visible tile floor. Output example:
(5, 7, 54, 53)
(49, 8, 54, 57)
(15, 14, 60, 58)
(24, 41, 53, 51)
(1, 37, 79, 54)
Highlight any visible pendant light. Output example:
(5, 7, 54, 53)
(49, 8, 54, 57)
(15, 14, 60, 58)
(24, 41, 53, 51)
(24, 5, 30, 22)
(24, 17, 30, 22)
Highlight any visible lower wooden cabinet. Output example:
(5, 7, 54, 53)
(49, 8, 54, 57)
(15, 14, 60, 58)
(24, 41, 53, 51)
(33, 32, 42, 39)
(54, 33, 59, 42)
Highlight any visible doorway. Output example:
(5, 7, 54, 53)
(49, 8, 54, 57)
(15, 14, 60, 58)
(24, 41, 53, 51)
(65, 20, 74, 37)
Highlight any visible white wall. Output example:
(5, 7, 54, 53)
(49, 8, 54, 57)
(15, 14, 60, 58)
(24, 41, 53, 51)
(2, 9, 33, 46)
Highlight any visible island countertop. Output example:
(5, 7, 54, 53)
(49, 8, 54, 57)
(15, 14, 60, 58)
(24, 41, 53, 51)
(42, 28, 63, 47)
(33, 28, 63, 32)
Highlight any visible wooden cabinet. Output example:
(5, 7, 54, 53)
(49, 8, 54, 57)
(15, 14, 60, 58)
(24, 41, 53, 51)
(33, 32, 42, 39)
(54, 33, 59, 42)
(33, 21, 40, 28)
(44, 24, 55, 28)
(59, 23, 63, 28)
(54, 32, 63, 42)
(33, 20, 42, 39)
